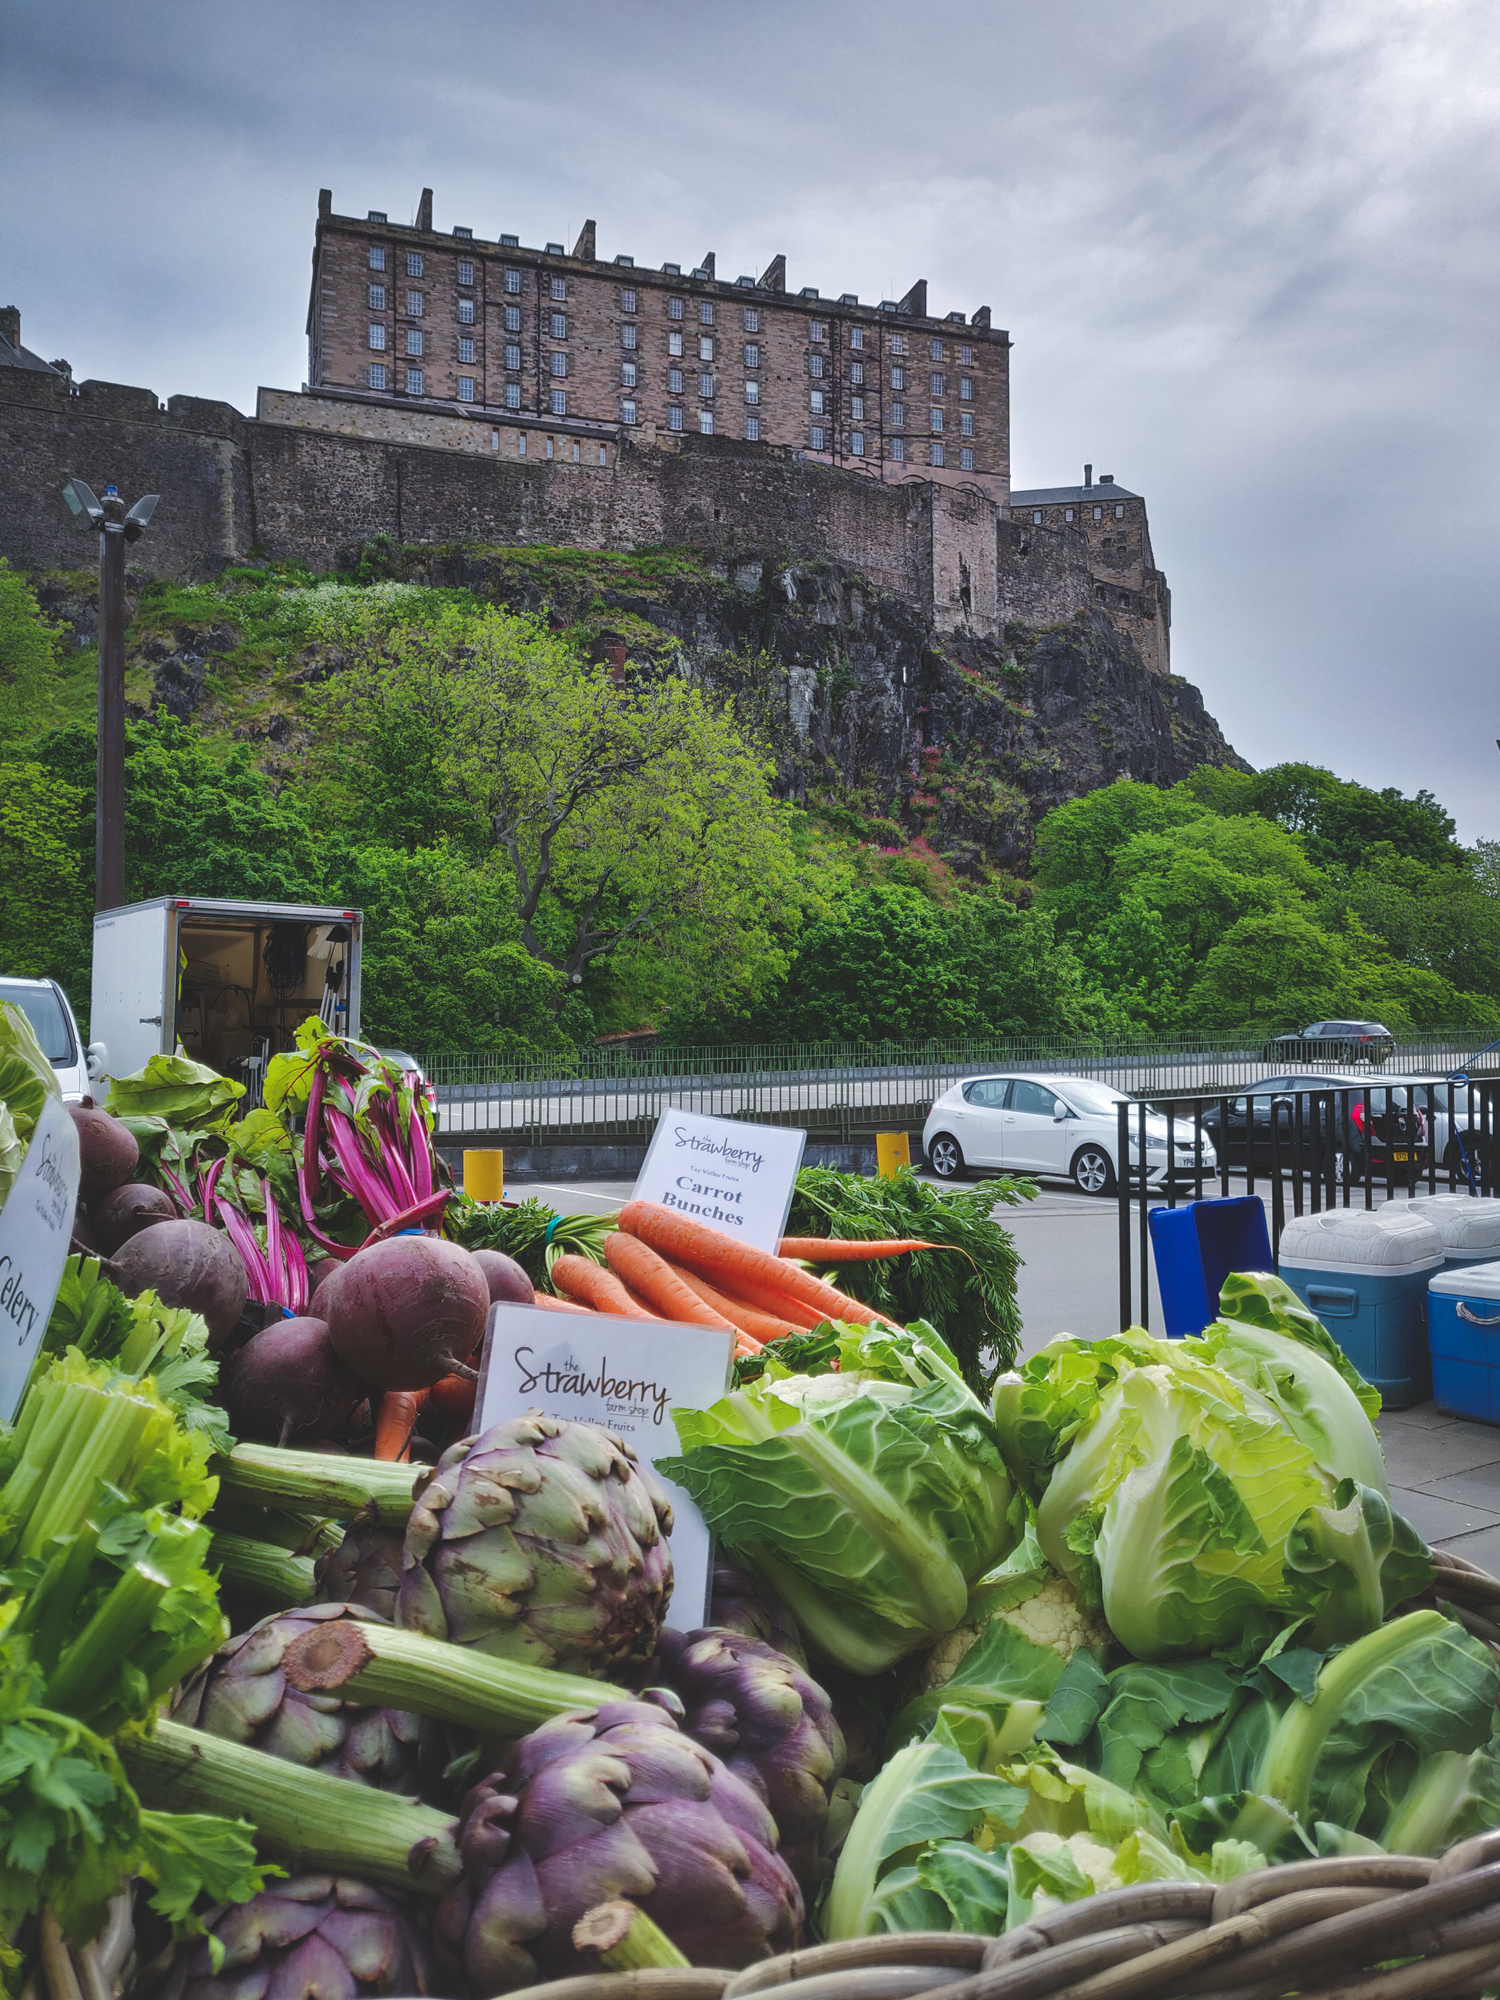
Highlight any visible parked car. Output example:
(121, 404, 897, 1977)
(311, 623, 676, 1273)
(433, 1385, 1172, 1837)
(922, 1073, 1216, 1195)
(1268, 1020, 1396, 1065)
(1196, 1072, 1429, 1182)
(0, 976, 92, 1101)
(1379, 1076, 1494, 1184)
(377, 1046, 437, 1113)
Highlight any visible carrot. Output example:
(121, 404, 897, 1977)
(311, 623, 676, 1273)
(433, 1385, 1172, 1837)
(667, 1263, 807, 1345)
(617, 1201, 899, 1329)
(374, 1387, 429, 1462)
(428, 1371, 477, 1429)
(605, 1232, 738, 1333)
(531, 1292, 595, 1315)
(710, 1274, 829, 1330)
(778, 1237, 944, 1260)
(551, 1253, 662, 1319)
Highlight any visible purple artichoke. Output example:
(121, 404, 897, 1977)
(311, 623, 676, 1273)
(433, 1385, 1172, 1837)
(650, 1626, 846, 1894)
(396, 1415, 674, 1680)
(710, 1560, 808, 1668)
(433, 1694, 802, 1992)
(146, 1873, 434, 2000)
(316, 1521, 405, 1623)
(171, 1606, 423, 1792)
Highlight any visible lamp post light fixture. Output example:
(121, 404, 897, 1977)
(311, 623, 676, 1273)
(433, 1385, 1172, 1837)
(61, 477, 158, 912)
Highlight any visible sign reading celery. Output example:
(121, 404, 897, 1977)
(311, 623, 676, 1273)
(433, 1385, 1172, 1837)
(0, 1095, 79, 1421)
(632, 1107, 806, 1254)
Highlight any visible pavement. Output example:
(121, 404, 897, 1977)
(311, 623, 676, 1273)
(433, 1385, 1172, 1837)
(508, 1170, 1500, 1566)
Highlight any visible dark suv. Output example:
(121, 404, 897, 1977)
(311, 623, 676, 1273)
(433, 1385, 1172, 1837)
(1268, 1020, 1396, 1066)
(1197, 1073, 1429, 1182)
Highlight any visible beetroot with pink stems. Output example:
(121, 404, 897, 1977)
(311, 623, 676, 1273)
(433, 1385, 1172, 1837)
(319, 1236, 489, 1391)
(68, 1104, 139, 1203)
(471, 1248, 534, 1305)
(107, 1217, 248, 1351)
(94, 1181, 177, 1254)
(225, 1317, 363, 1446)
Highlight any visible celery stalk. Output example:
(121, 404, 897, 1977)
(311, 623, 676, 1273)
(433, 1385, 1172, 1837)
(214, 1444, 418, 1524)
(209, 1532, 317, 1610)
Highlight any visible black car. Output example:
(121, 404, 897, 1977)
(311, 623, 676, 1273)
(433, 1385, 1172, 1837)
(1197, 1072, 1429, 1182)
(1268, 1020, 1396, 1065)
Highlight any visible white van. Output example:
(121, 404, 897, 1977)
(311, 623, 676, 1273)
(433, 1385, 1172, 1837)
(0, 976, 92, 1101)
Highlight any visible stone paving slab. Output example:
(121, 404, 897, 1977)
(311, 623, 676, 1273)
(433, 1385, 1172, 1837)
(1378, 1403, 1500, 1558)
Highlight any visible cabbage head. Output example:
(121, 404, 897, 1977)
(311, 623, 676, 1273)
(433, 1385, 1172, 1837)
(660, 1323, 1023, 1676)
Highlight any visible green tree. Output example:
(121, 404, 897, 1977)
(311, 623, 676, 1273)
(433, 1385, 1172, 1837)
(1188, 910, 1348, 1033)
(0, 763, 91, 992)
(0, 561, 67, 746)
(1031, 779, 1204, 937)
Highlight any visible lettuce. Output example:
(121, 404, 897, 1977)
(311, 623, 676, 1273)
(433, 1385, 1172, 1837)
(105, 1054, 243, 1131)
(0, 1003, 61, 1206)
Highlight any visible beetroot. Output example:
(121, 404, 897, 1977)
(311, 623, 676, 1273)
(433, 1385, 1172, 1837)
(471, 1248, 534, 1306)
(94, 1181, 177, 1254)
(107, 1218, 248, 1351)
(225, 1317, 362, 1446)
(69, 1105, 138, 1203)
(320, 1237, 488, 1391)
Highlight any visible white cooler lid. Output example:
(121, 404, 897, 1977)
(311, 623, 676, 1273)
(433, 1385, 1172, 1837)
(1279, 1206, 1444, 1275)
(1431, 1261, 1500, 1301)
(1404, 1195, 1500, 1253)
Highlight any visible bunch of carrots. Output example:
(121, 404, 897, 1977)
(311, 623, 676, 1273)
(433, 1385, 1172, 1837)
(542, 1200, 942, 1360)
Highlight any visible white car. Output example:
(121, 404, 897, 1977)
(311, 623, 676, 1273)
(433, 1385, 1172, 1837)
(922, 1072, 1217, 1196)
(0, 976, 93, 1101)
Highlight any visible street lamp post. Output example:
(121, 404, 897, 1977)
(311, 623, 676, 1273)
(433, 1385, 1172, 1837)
(61, 478, 158, 912)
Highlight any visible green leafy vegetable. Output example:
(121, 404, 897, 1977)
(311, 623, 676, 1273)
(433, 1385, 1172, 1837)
(448, 1191, 612, 1284)
(0, 1102, 22, 1213)
(106, 1054, 244, 1132)
(1215, 1272, 1382, 1421)
(0, 1001, 60, 1167)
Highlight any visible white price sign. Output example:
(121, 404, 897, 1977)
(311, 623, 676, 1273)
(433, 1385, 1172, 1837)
(0, 1095, 80, 1421)
(631, 1107, 806, 1254)
(476, 1303, 736, 1631)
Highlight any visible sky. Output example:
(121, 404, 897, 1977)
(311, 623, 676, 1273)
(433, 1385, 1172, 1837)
(7, 0, 1498, 839)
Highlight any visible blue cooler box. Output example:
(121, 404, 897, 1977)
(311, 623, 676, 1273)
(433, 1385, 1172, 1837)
(1404, 1195, 1500, 1272)
(1429, 1261, 1500, 1422)
(1278, 1207, 1444, 1408)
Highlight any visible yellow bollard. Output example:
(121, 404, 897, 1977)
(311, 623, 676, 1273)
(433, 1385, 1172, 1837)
(875, 1131, 911, 1179)
(463, 1149, 505, 1202)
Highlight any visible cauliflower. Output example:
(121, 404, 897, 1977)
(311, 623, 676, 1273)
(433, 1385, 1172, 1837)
(919, 1570, 1110, 1693)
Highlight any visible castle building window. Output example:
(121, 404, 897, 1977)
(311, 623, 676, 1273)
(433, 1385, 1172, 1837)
(621, 323, 638, 350)
(810, 320, 826, 342)
(572, 441, 580, 462)
(458, 259, 475, 286)
(851, 430, 865, 456)
(699, 408, 714, 433)
(458, 298, 476, 324)
(960, 411, 974, 436)
(550, 352, 568, 376)
(668, 330, 684, 357)
(850, 361, 864, 386)
(809, 352, 826, 379)
(929, 338, 942, 360)
(744, 307, 760, 332)
(405, 368, 425, 394)
(368, 284, 386, 309)
(504, 268, 522, 294)
(745, 379, 760, 404)
(745, 414, 760, 440)
(504, 303, 522, 332)
(368, 324, 387, 350)
(669, 297, 684, 320)
(407, 290, 424, 315)
(1034, 510, 1043, 524)
(505, 383, 521, 409)
(1094, 506, 1103, 521)
(622, 288, 637, 312)
(809, 424, 826, 449)
(850, 325, 865, 349)
(930, 407, 943, 432)
(699, 372, 715, 397)
(405, 329, 424, 356)
(890, 333, 906, 355)
(518, 432, 526, 453)
(458, 375, 475, 402)
(1065, 507, 1074, 521)
(744, 343, 760, 368)
(851, 395, 865, 420)
(458, 336, 475, 363)
(368, 362, 387, 389)
(890, 365, 905, 390)
(1115, 504, 1125, 518)
(699, 301, 714, 324)
(960, 446, 975, 471)
(929, 371, 944, 395)
(668, 366, 684, 393)
(669, 404, 684, 431)
(621, 399, 638, 424)
(551, 313, 567, 339)
(599, 446, 607, 463)
(550, 388, 567, 415)
(545, 436, 554, 458)
(930, 440, 945, 466)
(959, 376, 973, 400)
(621, 360, 638, 388)
(505, 342, 521, 370)
(891, 401, 905, 426)
(407, 253, 424, 278)
(809, 389, 825, 415)
(551, 276, 567, 301)
(369, 246, 386, 271)
(699, 335, 714, 361)
(890, 436, 905, 461)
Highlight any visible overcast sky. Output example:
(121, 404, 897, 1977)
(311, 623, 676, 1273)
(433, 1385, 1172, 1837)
(8, 0, 1498, 839)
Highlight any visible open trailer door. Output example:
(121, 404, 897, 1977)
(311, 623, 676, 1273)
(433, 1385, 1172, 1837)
(90, 899, 174, 1083)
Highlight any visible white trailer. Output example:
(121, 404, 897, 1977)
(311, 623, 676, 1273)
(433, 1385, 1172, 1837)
(89, 897, 363, 1090)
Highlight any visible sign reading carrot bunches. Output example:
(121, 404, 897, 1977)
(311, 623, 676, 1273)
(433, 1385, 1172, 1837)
(632, 1107, 806, 1254)
(476, 1300, 735, 1630)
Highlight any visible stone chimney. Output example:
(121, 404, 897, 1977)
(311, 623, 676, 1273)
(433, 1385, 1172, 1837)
(0, 307, 20, 350)
(415, 187, 433, 232)
(572, 219, 597, 261)
(1084, 463, 1093, 488)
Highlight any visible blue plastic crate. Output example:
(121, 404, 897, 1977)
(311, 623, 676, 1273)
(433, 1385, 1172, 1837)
(1279, 1208, 1443, 1410)
(1429, 1261, 1500, 1424)
(1149, 1197, 1273, 1339)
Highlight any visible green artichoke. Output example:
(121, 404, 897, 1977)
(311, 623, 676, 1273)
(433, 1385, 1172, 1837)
(145, 1873, 434, 2000)
(710, 1559, 807, 1668)
(396, 1414, 674, 1680)
(316, 1521, 405, 1623)
(171, 1605, 423, 1791)
(434, 1693, 802, 1991)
